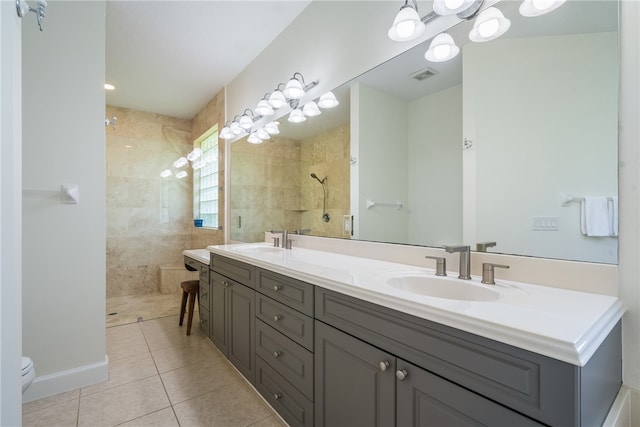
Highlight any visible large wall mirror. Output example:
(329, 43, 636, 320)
(230, 0, 619, 264)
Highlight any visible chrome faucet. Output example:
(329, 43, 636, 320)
(269, 230, 291, 249)
(444, 245, 471, 280)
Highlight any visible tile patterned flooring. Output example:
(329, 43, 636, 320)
(23, 296, 286, 427)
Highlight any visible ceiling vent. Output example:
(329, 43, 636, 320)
(410, 67, 439, 81)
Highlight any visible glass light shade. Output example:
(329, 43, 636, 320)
(173, 157, 188, 168)
(317, 92, 339, 108)
(268, 90, 287, 109)
(230, 121, 243, 135)
(191, 160, 205, 170)
(283, 78, 305, 99)
(425, 33, 460, 62)
(104, 83, 116, 91)
(160, 169, 172, 178)
(256, 128, 270, 140)
(255, 99, 274, 116)
(288, 108, 307, 123)
(302, 101, 322, 117)
(219, 126, 233, 140)
(519, 0, 566, 16)
(239, 113, 253, 130)
(433, 0, 474, 15)
(387, 5, 426, 42)
(175, 170, 188, 179)
(265, 121, 280, 135)
(187, 148, 201, 162)
(247, 132, 263, 144)
(469, 7, 511, 42)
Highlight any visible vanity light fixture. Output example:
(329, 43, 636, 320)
(239, 110, 256, 130)
(220, 123, 234, 140)
(256, 128, 271, 140)
(264, 121, 280, 135)
(388, 0, 426, 42)
(317, 92, 339, 109)
(160, 169, 172, 178)
(432, 0, 483, 18)
(186, 148, 201, 162)
(469, 7, 511, 42)
(283, 72, 318, 100)
(175, 170, 188, 179)
(425, 33, 460, 62)
(255, 99, 275, 116)
(230, 121, 243, 136)
(302, 101, 322, 117)
(104, 83, 116, 91)
(247, 132, 263, 144)
(519, 0, 566, 17)
(268, 88, 287, 109)
(173, 157, 188, 169)
(288, 108, 307, 123)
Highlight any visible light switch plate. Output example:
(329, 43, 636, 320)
(532, 216, 559, 231)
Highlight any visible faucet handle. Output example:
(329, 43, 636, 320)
(424, 256, 447, 276)
(476, 241, 497, 252)
(271, 237, 280, 247)
(481, 263, 510, 285)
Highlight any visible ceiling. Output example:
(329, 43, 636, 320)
(105, 1, 312, 120)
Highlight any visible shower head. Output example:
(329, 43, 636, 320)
(310, 173, 326, 185)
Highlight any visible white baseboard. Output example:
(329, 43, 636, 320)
(603, 386, 640, 427)
(22, 355, 109, 404)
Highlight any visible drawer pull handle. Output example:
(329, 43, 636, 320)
(273, 351, 282, 358)
(396, 370, 408, 381)
(224, 281, 230, 287)
(273, 315, 281, 322)
(273, 285, 281, 292)
(379, 361, 390, 371)
(274, 393, 282, 400)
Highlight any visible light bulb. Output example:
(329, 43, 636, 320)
(173, 157, 188, 168)
(175, 171, 188, 179)
(283, 78, 305, 99)
(219, 126, 233, 140)
(255, 99, 274, 116)
(230, 122, 243, 135)
(247, 132, 263, 144)
(317, 92, 339, 108)
(268, 90, 286, 109)
(302, 101, 322, 117)
(425, 33, 459, 62)
(265, 121, 280, 135)
(160, 169, 172, 178)
(256, 128, 270, 140)
(519, 0, 566, 16)
(388, 6, 425, 41)
(478, 18, 499, 38)
(187, 148, 201, 162)
(469, 7, 510, 42)
(288, 108, 307, 123)
(239, 113, 253, 130)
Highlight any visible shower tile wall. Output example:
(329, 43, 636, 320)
(106, 106, 194, 297)
(230, 124, 350, 243)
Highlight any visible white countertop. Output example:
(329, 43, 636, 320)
(183, 249, 211, 265)
(202, 243, 624, 366)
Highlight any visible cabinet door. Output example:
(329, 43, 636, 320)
(396, 359, 543, 427)
(209, 271, 228, 356)
(227, 280, 255, 384)
(315, 321, 395, 427)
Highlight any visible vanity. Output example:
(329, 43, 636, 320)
(185, 243, 624, 427)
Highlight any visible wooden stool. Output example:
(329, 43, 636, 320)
(179, 280, 199, 335)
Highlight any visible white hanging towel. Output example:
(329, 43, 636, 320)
(581, 197, 610, 236)
(609, 196, 618, 237)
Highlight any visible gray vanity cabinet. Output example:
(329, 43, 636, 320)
(254, 268, 315, 427)
(209, 255, 256, 384)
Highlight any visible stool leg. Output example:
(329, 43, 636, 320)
(179, 290, 188, 326)
(186, 291, 196, 336)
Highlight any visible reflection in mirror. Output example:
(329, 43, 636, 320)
(230, 0, 618, 264)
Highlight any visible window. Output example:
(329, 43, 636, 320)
(193, 125, 219, 228)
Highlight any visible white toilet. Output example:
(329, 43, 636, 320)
(22, 356, 35, 393)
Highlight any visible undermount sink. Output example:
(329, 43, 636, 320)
(385, 274, 500, 302)
(231, 245, 284, 255)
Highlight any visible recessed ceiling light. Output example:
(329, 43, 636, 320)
(104, 83, 116, 91)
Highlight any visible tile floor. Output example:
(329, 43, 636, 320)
(106, 293, 185, 328)
(22, 314, 287, 427)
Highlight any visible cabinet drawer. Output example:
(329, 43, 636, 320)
(256, 294, 314, 351)
(315, 288, 577, 426)
(256, 319, 314, 399)
(184, 256, 204, 272)
(257, 269, 314, 316)
(256, 356, 314, 427)
(210, 254, 256, 288)
(199, 282, 210, 308)
(198, 307, 210, 338)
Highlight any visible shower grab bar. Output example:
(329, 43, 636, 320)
(366, 199, 404, 210)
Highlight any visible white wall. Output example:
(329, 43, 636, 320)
(352, 83, 409, 242)
(0, 2, 23, 424)
(407, 84, 462, 246)
(464, 32, 618, 263)
(22, 1, 107, 401)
